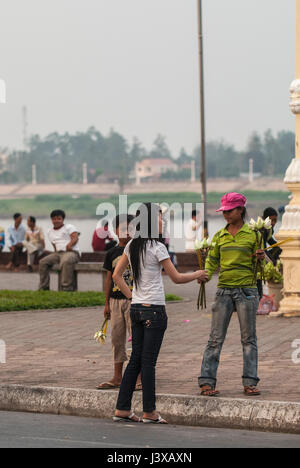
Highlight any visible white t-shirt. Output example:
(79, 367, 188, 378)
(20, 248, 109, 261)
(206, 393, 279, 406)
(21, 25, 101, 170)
(185, 219, 202, 251)
(124, 240, 170, 305)
(48, 224, 80, 253)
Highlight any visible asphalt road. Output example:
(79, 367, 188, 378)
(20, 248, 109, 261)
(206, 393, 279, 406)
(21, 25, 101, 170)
(0, 411, 299, 449)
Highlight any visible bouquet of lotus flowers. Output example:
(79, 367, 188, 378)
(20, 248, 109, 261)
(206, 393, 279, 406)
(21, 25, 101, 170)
(249, 216, 272, 284)
(94, 318, 109, 345)
(258, 260, 283, 284)
(194, 238, 215, 310)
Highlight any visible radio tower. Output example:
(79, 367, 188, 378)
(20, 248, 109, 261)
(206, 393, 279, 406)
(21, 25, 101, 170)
(22, 106, 28, 151)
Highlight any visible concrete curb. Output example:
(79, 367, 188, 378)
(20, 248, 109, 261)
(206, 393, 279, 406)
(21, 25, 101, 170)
(0, 385, 300, 434)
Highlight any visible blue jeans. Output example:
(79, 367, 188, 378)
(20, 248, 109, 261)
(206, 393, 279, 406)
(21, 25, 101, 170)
(198, 287, 260, 388)
(116, 304, 168, 413)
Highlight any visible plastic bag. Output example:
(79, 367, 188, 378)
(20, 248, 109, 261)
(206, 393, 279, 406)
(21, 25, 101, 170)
(257, 294, 277, 315)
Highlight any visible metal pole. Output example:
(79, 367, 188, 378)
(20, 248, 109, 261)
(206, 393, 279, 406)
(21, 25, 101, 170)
(197, 0, 208, 237)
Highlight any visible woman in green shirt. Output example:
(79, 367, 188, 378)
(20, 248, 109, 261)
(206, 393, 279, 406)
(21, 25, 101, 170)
(198, 193, 265, 397)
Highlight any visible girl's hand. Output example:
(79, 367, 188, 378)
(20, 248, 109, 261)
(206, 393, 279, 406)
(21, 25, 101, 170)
(256, 249, 265, 260)
(196, 270, 209, 283)
(104, 304, 111, 320)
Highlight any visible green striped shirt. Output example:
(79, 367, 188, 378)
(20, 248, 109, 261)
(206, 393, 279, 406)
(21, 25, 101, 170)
(205, 224, 260, 288)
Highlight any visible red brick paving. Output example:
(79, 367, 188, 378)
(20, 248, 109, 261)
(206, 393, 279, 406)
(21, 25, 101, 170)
(0, 272, 300, 402)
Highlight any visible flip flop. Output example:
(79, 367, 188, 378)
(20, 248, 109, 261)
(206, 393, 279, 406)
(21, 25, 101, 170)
(96, 382, 120, 390)
(142, 415, 168, 424)
(113, 413, 142, 423)
(244, 386, 261, 396)
(200, 385, 220, 397)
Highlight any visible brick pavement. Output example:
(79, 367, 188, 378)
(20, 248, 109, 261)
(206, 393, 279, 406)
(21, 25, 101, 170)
(0, 272, 300, 402)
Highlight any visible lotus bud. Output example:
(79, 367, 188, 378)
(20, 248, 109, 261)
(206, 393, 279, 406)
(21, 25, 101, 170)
(256, 217, 264, 230)
(263, 217, 272, 230)
(249, 219, 257, 230)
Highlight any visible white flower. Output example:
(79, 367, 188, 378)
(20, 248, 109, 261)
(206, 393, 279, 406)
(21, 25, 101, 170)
(249, 217, 265, 231)
(263, 217, 272, 230)
(194, 239, 203, 250)
(249, 219, 257, 230)
(195, 238, 212, 250)
(256, 217, 264, 230)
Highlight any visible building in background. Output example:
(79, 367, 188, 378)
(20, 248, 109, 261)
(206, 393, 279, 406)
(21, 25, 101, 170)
(135, 158, 178, 185)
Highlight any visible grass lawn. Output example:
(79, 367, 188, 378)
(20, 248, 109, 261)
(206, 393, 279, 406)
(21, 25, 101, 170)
(0, 290, 183, 312)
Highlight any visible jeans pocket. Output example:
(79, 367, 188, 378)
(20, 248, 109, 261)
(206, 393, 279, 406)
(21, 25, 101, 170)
(140, 309, 168, 330)
(241, 288, 259, 300)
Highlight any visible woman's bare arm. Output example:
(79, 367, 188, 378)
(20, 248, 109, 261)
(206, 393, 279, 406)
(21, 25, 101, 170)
(112, 253, 132, 299)
(161, 258, 208, 284)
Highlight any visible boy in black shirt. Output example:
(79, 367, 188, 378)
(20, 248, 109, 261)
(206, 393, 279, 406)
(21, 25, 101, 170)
(97, 214, 141, 390)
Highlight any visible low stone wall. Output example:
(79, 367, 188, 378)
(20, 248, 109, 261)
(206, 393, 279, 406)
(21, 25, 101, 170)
(0, 251, 199, 271)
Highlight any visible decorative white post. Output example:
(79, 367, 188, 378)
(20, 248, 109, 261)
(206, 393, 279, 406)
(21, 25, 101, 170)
(191, 160, 196, 183)
(275, 1, 300, 317)
(83, 163, 88, 185)
(249, 159, 254, 184)
(32, 164, 37, 185)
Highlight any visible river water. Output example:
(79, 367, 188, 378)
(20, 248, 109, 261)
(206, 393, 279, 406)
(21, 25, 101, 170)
(0, 217, 280, 253)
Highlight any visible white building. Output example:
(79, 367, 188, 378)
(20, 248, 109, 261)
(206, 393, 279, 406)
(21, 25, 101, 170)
(135, 158, 178, 184)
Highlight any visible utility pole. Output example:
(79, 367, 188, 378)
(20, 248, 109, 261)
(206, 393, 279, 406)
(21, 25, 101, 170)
(197, 0, 208, 237)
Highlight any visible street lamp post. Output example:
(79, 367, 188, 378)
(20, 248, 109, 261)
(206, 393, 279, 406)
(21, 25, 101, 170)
(197, 0, 208, 237)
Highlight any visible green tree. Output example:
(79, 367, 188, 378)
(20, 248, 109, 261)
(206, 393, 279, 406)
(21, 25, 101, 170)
(149, 134, 172, 159)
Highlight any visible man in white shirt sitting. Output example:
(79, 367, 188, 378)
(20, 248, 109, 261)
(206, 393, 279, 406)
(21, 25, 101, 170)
(39, 210, 80, 291)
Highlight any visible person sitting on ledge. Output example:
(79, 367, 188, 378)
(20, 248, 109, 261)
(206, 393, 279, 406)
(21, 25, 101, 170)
(22, 216, 45, 273)
(39, 210, 80, 291)
(6, 213, 26, 271)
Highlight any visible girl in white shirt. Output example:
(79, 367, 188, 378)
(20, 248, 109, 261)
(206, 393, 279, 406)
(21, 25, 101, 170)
(113, 203, 208, 424)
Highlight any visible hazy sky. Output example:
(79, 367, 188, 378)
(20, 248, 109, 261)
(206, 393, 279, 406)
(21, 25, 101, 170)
(0, 0, 296, 156)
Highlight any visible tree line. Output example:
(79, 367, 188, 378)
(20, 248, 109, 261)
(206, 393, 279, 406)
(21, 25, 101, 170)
(0, 127, 295, 184)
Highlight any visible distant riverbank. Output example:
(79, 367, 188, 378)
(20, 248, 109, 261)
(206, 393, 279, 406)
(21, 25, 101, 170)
(0, 191, 289, 219)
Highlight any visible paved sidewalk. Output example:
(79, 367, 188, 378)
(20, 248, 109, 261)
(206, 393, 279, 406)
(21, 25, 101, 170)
(0, 272, 299, 402)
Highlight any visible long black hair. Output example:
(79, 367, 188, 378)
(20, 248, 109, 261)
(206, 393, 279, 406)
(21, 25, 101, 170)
(129, 203, 163, 287)
(241, 207, 247, 222)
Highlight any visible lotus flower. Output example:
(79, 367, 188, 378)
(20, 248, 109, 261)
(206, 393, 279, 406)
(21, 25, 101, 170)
(256, 217, 264, 230)
(263, 217, 272, 230)
(249, 218, 268, 285)
(194, 238, 213, 250)
(249, 217, 270, 231)
(94, 319, 109, 345)
(249, 218, 257, 231)
(194, 238, 213, 310)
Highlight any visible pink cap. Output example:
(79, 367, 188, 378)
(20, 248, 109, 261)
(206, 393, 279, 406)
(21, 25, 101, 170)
(216, 192, 247, 212)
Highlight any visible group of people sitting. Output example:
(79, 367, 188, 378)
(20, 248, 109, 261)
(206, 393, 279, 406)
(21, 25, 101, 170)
(4, 213, 45, 272)
(1, 210, 80, 292)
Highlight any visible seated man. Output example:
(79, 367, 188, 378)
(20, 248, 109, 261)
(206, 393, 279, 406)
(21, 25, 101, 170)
(92, 222, 117, 251)
(6, 213, 26, 271)
(39, 210, 80, 291)
(22, 216, 45, 272)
